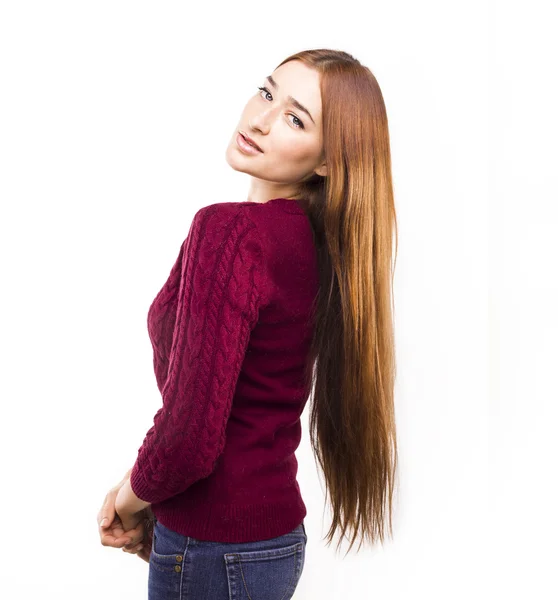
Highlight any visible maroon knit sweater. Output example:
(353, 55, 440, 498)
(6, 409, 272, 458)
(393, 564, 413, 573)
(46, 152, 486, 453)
(130, 197, 318, 543)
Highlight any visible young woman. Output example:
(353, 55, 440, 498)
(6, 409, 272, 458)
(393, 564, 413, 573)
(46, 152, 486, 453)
(98, 47, 398, 600)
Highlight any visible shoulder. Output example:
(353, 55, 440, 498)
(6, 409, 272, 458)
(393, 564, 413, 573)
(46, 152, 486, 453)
(187, 201, 270, 307)
(191, 201, 260, 229)
(188, 201, 266, 251)
(186, 201, 266, 265)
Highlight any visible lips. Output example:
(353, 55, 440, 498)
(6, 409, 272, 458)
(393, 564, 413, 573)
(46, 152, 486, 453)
(239, 131, 263, 152)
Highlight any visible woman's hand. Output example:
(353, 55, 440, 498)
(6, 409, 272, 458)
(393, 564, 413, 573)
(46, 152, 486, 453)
(97, 469, 153, 562)
(122, 509, 154, 562)
(114, 477, 152, 530)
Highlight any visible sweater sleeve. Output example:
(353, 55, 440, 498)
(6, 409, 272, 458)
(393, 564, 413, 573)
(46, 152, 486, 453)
(130, 204, 268, 504)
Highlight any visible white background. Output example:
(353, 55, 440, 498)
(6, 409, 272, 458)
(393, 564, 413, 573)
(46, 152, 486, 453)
(1, 1, 557, 598)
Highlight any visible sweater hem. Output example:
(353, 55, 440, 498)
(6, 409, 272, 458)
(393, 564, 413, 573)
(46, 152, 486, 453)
(151, 493, 307, 543)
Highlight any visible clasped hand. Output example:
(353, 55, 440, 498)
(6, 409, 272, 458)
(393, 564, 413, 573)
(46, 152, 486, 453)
(97, 468, 154, 563)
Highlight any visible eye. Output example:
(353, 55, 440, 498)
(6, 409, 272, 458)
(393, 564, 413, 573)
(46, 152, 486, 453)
(257, 85, 273, 101)
(257, 86, 305, 130)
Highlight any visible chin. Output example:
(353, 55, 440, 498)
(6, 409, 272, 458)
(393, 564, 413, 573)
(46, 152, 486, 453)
(225, 144, 256, 175)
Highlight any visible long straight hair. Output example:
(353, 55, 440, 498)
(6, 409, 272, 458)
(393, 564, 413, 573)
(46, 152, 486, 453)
(276, 49, 399, 555)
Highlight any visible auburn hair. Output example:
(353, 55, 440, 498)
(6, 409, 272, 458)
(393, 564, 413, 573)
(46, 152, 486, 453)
(277, 49, 399, 556)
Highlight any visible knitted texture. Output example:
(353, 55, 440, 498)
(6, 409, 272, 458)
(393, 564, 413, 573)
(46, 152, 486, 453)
(131, 203, 266, 503)
(129, 198, 318, 542)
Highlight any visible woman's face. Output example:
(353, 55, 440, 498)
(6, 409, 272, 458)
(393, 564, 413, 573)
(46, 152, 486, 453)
(225, 60, 326, 203)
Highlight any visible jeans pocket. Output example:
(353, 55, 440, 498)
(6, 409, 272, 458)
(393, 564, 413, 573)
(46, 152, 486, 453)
(149, 520, 187, 574)
(224, 541, 305, 600)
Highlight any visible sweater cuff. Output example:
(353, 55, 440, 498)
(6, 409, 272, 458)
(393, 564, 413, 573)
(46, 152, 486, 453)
(129, 460, 155, 503)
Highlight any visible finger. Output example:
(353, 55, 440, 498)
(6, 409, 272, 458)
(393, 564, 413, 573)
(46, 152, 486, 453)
(117, 521, 145, 547)
(100, 531, 134, 548)
(137, 548, 151, 563)
(98, 490, 117, 529)
(100, 520, 137, 547)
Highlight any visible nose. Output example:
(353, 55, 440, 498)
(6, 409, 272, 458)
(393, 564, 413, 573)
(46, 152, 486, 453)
(249, 106, 276, 135)
(249, 118, 269, 135)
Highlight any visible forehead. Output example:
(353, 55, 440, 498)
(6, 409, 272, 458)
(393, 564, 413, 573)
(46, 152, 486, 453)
(269, 61, 322, 120)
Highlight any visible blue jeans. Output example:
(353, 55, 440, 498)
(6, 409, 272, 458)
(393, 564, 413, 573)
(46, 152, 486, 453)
(148, 516, 308, 599)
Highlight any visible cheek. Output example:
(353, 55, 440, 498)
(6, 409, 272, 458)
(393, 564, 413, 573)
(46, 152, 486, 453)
(276, 138, 317, 165)
(259, 139, 320, 182)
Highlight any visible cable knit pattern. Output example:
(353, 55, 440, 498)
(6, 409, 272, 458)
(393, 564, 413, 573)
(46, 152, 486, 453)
(129, 198, 319, 543)
(131, 203, 266, 503)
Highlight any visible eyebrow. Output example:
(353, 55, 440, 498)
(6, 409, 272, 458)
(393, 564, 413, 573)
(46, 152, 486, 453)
(265, 75, 315, 125)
